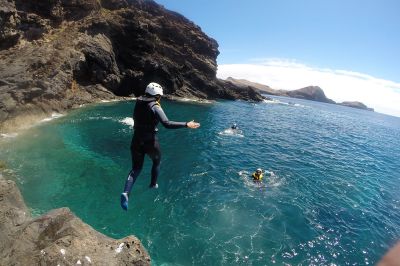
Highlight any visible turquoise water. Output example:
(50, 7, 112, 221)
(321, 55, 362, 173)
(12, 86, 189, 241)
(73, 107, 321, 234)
(1, 97, 400, 265)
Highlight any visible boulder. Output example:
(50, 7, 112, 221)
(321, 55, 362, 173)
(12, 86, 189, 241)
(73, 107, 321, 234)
(0, 175, 150, 265)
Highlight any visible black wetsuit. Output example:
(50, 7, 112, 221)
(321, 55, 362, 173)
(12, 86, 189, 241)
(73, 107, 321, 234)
(123, 97, 187, 194)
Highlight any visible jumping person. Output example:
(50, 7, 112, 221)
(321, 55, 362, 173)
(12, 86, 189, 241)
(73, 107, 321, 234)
(120, 82, 200, 210)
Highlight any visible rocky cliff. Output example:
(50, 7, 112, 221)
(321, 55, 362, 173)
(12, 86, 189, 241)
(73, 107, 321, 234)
(226, 77, 373, 110)
(225, 77, 276, 95)
(0, 0, 263, 132)
(0, 174, 150, 265)
(284, 86, 335, 104)
(339, 101, 374, 111)
(226, 78, 335, 103)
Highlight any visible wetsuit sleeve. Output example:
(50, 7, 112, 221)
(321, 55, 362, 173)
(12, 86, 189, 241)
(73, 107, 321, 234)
(152, 104, 187, 129)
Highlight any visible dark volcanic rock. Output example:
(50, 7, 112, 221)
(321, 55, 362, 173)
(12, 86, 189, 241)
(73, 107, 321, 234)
(217, 79, 264, 101)
(14, 0, 101, 23)
(0, 0, 263, 132)
(0, 0, 20, 49)
(339, 101, 374, 111)
(0, 175, 150, 265)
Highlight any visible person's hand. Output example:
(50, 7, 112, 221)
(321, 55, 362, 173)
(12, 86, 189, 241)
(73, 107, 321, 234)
(187, 120, 200, 129)
(379, 241, 400, 266)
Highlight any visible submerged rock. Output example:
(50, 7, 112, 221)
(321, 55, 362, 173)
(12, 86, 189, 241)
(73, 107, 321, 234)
(0, 175, 150, 265)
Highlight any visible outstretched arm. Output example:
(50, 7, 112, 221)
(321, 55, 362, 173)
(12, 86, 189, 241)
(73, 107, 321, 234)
(153, 105, 200, 129)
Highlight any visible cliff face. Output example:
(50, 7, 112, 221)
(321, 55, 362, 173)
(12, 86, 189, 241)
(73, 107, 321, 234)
(0, 175, 150, 265)
(227, 78, 335, 103)
(226, 77, 374, 110)
(0, 0, 263, 131)
(285, 86, 335, 104)
(225, 77, 276, 95)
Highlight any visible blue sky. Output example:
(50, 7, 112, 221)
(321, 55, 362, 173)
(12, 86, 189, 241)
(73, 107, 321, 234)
(154, 0, 400, 116)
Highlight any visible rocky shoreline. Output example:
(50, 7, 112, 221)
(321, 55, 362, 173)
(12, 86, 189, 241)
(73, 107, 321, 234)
(0, 0, 263, 133)
(0, 174, 150, 265)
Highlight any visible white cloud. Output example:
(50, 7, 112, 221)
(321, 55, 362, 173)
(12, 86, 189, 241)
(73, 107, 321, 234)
(217, 59, 400, 117)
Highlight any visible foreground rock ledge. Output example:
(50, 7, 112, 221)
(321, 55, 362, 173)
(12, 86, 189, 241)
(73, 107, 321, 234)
(0, 175, 150, 265)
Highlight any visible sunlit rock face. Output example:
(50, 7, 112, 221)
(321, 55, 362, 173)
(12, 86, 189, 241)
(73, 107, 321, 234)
(0, 0, 263, 131)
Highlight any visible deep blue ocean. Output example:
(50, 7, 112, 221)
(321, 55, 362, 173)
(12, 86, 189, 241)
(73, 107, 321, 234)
(1, 96, 400, 265)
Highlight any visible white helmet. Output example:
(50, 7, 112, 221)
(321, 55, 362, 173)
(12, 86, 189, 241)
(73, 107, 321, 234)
(256, 168, 262, 173)
(145, 82, 163, 96)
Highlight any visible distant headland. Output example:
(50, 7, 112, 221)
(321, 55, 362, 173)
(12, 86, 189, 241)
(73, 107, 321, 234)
(226, 77, 374, 111)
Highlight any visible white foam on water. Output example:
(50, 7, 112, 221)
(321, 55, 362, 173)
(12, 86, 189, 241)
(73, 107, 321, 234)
(0, 133, 18, 138)
(218, 128, 244, 137)
(190, 171, 208, 177)
(263, 99, 280, 104)
(170, 97, 213, 104)
(100, 97, 136, 103)
(175, 97, 193, 102)
(238, 170, 249, 177)
(263, 98, 307, 108)
(263, 97, 295, 105)
(87, 116, 113, 121)
(0, 112, 64, 137)
(265, 171, 284, 187)
(41, 113, 64, 122)
(238, 170, 257, 188)
(100, 99, 114, 103)
(120, 117, 134, 127)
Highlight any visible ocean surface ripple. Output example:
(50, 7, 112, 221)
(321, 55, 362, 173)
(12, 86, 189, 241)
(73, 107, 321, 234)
(1, 97, 399, 265)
